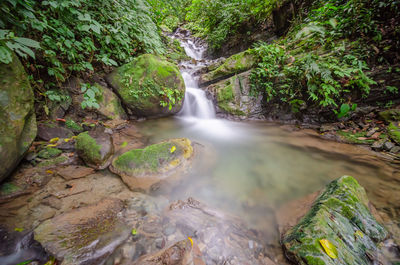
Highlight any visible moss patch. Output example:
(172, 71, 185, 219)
(38, 147, 62, 159)
(37, 155, 68, 168)
(379, 109, 400, 122)
(75, 132, 102, 162)
(65, 119, 83, 133)
(337, 130, 377, 144)
(0, 182, 21, 195)
(388, 122, 400, 145)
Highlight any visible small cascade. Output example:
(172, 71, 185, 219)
(171, 29, 216, 120)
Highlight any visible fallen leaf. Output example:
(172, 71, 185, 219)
(46, 144, 58, 147)
(64, 138, 71, 143)
(121, 141, 128, 148)
(49, 137, 59, 143)
(46, 170, 54, 174)
(319, 239, 338, 259)
(188, 237, 193, 247)
(354, 230, 364, 238)
(131, 228, 137, 235)
(14, 227, 24, 232)
(357, 137, 368, 140)
(56, 118, 66, 122)
(170, 146, 176, 153)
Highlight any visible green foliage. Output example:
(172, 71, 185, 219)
(45, 89, 70, 103)
(186, 0, 277, 49)
(80, 83, 100, 109)
(147, 0, 191, 25)
(335, 103, 357, 119)
(1, 0, 165, 89)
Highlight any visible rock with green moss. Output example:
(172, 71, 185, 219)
(75, 130, 114, 169)
(38, 147, 62, 159)
(283, 176, 388, 265)
(388, 122, 400, 145)
(0, 53, 37, 183)
(65, 119, 83, 133)
(107, 54, 185, 118)
(200, 49, 257, 86)
(110, 138, 194, 191)
(206, 71, 263, 118)
(379, 108, 400, 122)
(34, 198, 129, 265)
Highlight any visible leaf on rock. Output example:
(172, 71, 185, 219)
(319, 239, 338, 259)
(49, 137, 59, 143)
(354, 230, 364, 238)
(14, 227, 24, 232)
(131, 228, 137, 235)
(170, 145, 176, 153)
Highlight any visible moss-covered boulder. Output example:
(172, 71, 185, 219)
(388, 122, 400, 145)
(34, 198, 129, 265)
(206, 71, 263, 118)
(75, 130, 114, 169)
(107, 54, 185, 118)
(200, 49, 257, 86)
(0, 54, 37, 182)
(282, 176, 388, 265)
(110, 138, 193, 191)
(379, 108, 400, 122)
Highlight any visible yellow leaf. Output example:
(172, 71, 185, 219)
(64, 138, 71, 143)
(170, 145, 176, 153)
(188, 237, 193, 247)
(49, 137, 59, 143)
(319, 239, 338, 259)
(46, 144, 57, 147)
(14, 227, 24, 232)
(131, 228, 137, 235)
(354, 230, 364, 238)
(46, 170, 54, 174)
(71, 136, 77, 139)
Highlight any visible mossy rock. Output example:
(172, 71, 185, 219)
(107, 54, 185, 118)
(38, 147, 62, 159)
(65, 119, 83, 133)
(110, 138, 194, 191)
(379, 109, 400, 122)
(388, 122, 400, 145)
(0, 53, 37, 183)
(0, 182, 22, 196)
(283, 176, 388, 265)
(201, 49, 257, 84)
(75, 130, 114, 169)
(206, 71, 263, 118)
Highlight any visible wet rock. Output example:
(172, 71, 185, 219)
(366, 127, 379, 137)
(379, 108, 400, 122)
(133, 238, 205, 265)
(282, 176, 388, 265)
(37, 122, 73, 141)
(390, 146, 400, 153)
(199, 50, 257, 86)
(320, 124, 337, 133)
(0, 54, 37, 182)
(57, 165, 95, 180)
(37, 148, 62, 159)
(75, 130, 114, 169)
(205, 70, 264, 119)
(372, 139, 386, 151)
(71, 83, 127, 120)
(388, 122, 400, 145)
(383, 141, 396, 151)
(106, 54, 185, 118)
(110, 138, 194, 191)
(34, 198, 130, 265)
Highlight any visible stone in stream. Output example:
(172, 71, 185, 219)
(106, 54, 185, 118)
(34, 198, 130, 265)
(110, 138, 194, 191)
(205, 70, 264, 119)
(282, 176, 389, 265)
(75, 130, 114, 169)
(0, 53, 37, 183)
(37, 122, 74, 142)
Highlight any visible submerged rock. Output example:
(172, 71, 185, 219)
(34, 198, 130, 265)
(206, 70, 263, 118)
(110, 138, 194, 191)
(0, 54, 37, 182)
(107, 54, 185, 118)
(282, 176, 388, 265)
(75, 130, 114, 169)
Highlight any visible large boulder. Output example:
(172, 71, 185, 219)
(107, 54, 185, 118)
(34, 198, 130, 265)
(199, 49, 257, 86)
(282, 176, 389, 265)
(75, 130, 114, 169)
(206, 70, 264, 118)
(110, 138, 193, 191)
(0, 54, 37, 182)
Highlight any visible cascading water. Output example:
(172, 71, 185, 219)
(172, 29, 216, 120)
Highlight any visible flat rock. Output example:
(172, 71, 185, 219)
(57, 165, 95, 180)
(37, 122, 73, 141)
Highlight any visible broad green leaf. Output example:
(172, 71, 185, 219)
(14, 37, 40, 48)
(319, 239, 338, 259)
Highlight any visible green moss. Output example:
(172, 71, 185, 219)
(217, 81, 235, 102)
(37, 155, 68, 168)
(388, 122, 400, 145)
(75, 132, 102, 162)
(65, 119, 83, 133)
(0, 182, 21, 195)
(37, 147, 62, 159)
(379, 109, 400, 122)
(113, 142, 178, 173)
(337, 130, 375, 144)
(304, 256, 325, 265)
